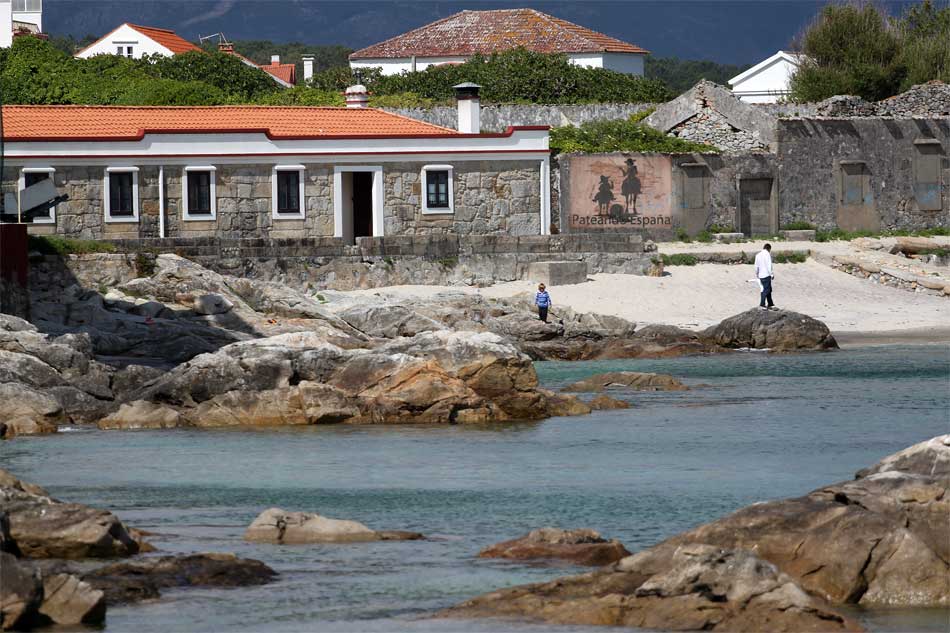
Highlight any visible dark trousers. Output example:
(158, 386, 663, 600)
(538, 306, 548, 322)
(759, 276, 774, 307)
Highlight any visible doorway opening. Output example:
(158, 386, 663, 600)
(738, 178, 774, 237)
(335, 167, 380, 244)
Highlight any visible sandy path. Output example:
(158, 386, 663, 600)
(340, 259, 949, 337)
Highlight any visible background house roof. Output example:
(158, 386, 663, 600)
(258, 61, 296, 86)
(350, 8, 648, 60)
(1, 106, 458, 140)
(728, 50, 804, 86)
(75, 23, 201, 56)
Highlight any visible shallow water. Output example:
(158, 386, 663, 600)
(3, 344, 949, 632)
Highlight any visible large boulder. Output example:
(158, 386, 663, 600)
(564, 371, 688, 393)
(0, 383, 63, 438)
(479, 528, 631, 566)
(446, 545, 861, 632)
(702, 309, 838, 351)
(0, 552, 105, 630)
(37, 573, 105, 626)
(244, 508, 423, 544)
(0, 469, 139, 559)
(1, 552, 44, 631)
(97, 400, 182, 430)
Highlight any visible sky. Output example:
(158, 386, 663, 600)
(44, 0, 916, 65)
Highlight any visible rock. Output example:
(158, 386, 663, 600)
(565, 372, 688, 393)
(890, 236, 941, 255)
(0, 469, 139, 559)
(38, 573, 105, 626)
(244, 508, 423, 544)
(446, 545, 860, 632)
(192, 293, 233, 315)
(98, 400, 182, 430)
(0, 314, 36, 333)
(129, 300, 168, 319)
(82, 553, 277, 605)
(701, 309, 838, 351)
(0, 383, 62, 439)
(588, 394, 630, 410)
(0, 551, 44, 631)
(335, 304, 445, 339)
(110, 364, 168, 400)
(610, 435, 950, 607)
(479, 528, 632, 566)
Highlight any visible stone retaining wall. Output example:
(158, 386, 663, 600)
(382, 103, 657, 133)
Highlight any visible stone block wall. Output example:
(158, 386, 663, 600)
(7, 160, 542, 241)
(383, 103, 657, 133)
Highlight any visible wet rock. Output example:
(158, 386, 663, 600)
(38, 573, 105, 626)
(0, 469, 139, 559)
(446, 545, 860, 632)
(244, 508, 424, 544)
(98, 401, 182, 430)
(565, 371, 688, 393)
(82, 553, 277, 605)
(701, 309, 838, 351)
(588, 394, 630, 410)
(0, 551, 44, 631)
(480, 528, 631, 566)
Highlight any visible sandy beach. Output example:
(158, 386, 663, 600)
(340, 258, 950, 344)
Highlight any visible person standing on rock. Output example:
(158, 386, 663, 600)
(755, 243, 776, 310)
(535, 284, 552, 323)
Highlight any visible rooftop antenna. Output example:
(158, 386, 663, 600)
(199, 32, 230, 46)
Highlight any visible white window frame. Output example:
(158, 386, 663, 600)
(18, 167, 56, 224)
(182, 166, 217, 221)
(103, 167, 140, 223)
(332, 165, 384, 240)
(271, 165, 306, 220)
(420, 164, 454, 215)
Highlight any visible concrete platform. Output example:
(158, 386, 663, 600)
(527, 260, 588, 286)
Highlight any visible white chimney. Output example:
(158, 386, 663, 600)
(271, 54, 280, 64)
(454, 82, 481, 133)
(302, 55, 314, 82)
(344, 84, 369, 109)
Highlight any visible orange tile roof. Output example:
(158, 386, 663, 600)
(350, 9, 649, 59)
(127, 24, 202, 54)
(1, 106, 458, 141)
(75, 23, 201, 57)
(260, 62, 296, 86)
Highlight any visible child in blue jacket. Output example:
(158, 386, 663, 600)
(535, 284, 551, 323)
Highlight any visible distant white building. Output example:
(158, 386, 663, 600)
(74, 23, 202, 59)
(1, 0, 43, 48)
(350, 9, 649, 77)
(728, 51, 804, 104)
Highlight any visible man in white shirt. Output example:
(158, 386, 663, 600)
(754, 243, 776, 310)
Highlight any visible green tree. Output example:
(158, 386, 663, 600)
(145, 50, 278, 100)
(645, 57, 751, 93)
(790, 1, 950, 102)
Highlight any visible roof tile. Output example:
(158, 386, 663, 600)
(350, 9, 648, 59)
(1, 106, 458, 141)
(126, 24, 201, 55)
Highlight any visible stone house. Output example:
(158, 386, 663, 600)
(1, 86, 553, 241)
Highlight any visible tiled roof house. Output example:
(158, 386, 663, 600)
(350, 9, 649, 76)
(2, 86, 553, 241)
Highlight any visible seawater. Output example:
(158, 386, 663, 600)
(2, 345, 948, 633)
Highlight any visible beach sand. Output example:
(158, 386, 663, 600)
(341, 259, 950, 343)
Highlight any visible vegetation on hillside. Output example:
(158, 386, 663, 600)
(550, 112, 718, 155)
(790, 0, 950, 102)
(0, 36, 278, 105)
(645, 57, 751, 93)
(200, 40, 351, 85)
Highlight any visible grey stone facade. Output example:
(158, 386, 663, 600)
(383, 103, 657, 133)
(12, 161, 542, 240)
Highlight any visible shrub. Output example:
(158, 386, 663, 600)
(550, 116, 718, 155)
(661, 253, 698, 266)
(250, 86, 344, 106)
(773, 252, 808, 264)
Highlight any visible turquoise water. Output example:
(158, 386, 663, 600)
(2, 345, 949, 632)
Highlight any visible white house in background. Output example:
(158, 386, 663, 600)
(75, 23, 201, 59)
(728, 50, 804, 104)
(2, 0, 43, 47)
(350, 8, 649, 76)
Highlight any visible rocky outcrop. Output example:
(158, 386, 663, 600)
(701, 309, 838, 351)
(1, 552, 106, 630)
(244, 508, 423, 544)
(0, 469, 140, 559)
(565, 372, 688, 393)
(447, 545, 860, 632)
(442, 436, 948, 631)
(100, 330, 587, 428)
(588, 394, 630, 410)
(79, 553, 277, 605)
(479, 528, 631, 566)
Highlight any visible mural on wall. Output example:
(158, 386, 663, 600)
(568, 154, 673, 230)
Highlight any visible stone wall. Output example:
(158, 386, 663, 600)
(777, 118, 950, 231)
(9, 161, 542, 241)
(383, 103, 657, 133)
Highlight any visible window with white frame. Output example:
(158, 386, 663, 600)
(272, 165, 305, 219)
(104, 167, 139, 222)
(183, 167, 216, 220)
(13, 0, 42, 12)
(421, 165, 453, 215)
(18, 167, 56, 224)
